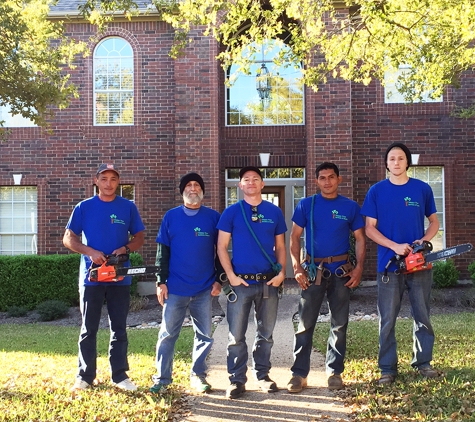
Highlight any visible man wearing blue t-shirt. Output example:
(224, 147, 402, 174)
(287, 162, 366, 393)
(63, 163, 145, 392)
(217, 166, 287, 399)
(361, 143, 440, 385)
(149, 173, 222, 394)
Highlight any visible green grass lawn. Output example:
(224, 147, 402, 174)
(0, 325, 193, 422)
(314, 313, 475, 421)
(2, 313, 475, 421)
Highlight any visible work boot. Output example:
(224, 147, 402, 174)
(256, 375, 278, 393)
(287, 375, 307, 393)
(418, 365, 439, 378)
(226, 382, 246, 399)
(377, 374, 396, 385)
(327, 374, 344, 390)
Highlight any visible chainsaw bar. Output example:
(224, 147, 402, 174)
(424, 243, 473, 263)
(114, 266, 161, 276)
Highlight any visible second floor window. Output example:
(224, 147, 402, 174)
(226, 39, 304, 126)
(94, 37, 134, 125)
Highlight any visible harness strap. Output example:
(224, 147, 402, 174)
(306, 253, 349, 264)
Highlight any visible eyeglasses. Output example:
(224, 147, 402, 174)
(251, 206, 259, 223)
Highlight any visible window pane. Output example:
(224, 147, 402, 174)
(94, 37, 134, 126)
(226, 39, 304, 126)
(0, 187, 38, 255)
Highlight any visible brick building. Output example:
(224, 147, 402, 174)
(1, 0, 474, 287)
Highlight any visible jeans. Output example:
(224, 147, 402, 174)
(153, 287, 213, 385)
(377, 270, 434, 376)
(226, 283, 279, 384)
(291, 274, 351, 378)
(77, 284, 131, 384)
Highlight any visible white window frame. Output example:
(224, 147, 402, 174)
(93, 37, 134, 126)
(0, 186, 38, 255)
(408, 166, 445, 250)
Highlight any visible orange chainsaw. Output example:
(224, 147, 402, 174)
(385, 241, 472, 277)
(89, 254, 161, 282)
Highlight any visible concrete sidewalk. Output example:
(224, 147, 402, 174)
(183, 290, 350, 422)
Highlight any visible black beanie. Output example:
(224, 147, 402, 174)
(179, 172, 205, 195)
(384, 142, 412, 171)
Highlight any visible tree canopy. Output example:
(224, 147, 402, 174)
(2, 0, 475, 132)
(84, 0, 475, 104)
(0, 0, 86, 129)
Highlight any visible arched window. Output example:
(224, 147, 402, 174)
(93, 37, 134, 125)
(226, 39, 304, 126)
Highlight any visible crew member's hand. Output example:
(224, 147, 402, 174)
(89, 250, 106, 265)
(345, 266, 363, 289)
(393, 243, 412, 257)
(294, 267, 310, 290)
(211, 281, 222, 296)
(156, 284, 168, 306)
(267, 273, 285, 288)
(228, 273, 249, 287)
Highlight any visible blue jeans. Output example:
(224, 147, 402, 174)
(153, 287, 213, 385)
(77, 284, 131, 384)
(291, 274, 351, 378)
(226, 283, 279, 384)
(377, 270, 434, 376)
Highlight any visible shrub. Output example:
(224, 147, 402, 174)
(0, 252, 145, 311)
(432, 259, 459, 288)
(6, 305, 29, 318)
(456, 288, 475, 308)
(36, 300, 70, 321)
(468, 261, 475, 282)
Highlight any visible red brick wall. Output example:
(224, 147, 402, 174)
(1, 17, 475, 280)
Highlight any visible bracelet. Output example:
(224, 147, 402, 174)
(124, 245, 130, 254)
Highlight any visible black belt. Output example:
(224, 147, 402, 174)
(236, 272, 275, 282)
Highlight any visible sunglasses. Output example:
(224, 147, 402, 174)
(251, 206, 259, 223)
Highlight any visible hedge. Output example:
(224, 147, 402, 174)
(0, 253, 144, 312)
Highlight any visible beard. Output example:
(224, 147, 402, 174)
(183, 190, 203, 205)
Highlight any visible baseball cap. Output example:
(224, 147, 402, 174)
(96, 163, 120, 177)
(239, 166, 262, 180)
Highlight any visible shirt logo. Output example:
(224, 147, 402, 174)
(255, 213, 274, 224)
(194, 227, 211, 237)
(404, 197, 420, 207)
(110, 214, 125, 225)
(331, 210, 348, 221)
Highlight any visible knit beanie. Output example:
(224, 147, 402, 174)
(384, 142, 412, 171)
(179, 172, 205, 195)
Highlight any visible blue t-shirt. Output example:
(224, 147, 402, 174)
(66, 195, 146, 286)
(292, 194, 364, 272)
(217, 200, 287, 283)
(361, 178, 437, 272)
(157, 205, 220, 296)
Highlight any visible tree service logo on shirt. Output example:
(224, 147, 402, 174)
(194, 227, 211, 237)
(404, 197, 420, 207)
(331, 210, 348, 221)
(110, 214, 125, 225)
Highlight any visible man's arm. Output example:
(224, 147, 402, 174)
(345, 227, 366, 289)
(217, 230, 248, 287)
(290, 222, 310, 290)
(63, 229, 106, 265)
(417, 213, 439, 244)
(365, 216, 412, 257)
(111, 231, 145, 256)
(155, 242, 169, 306)
(268, 232, 286, 287)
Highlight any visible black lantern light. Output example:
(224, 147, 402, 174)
(256, 63, 271, 101)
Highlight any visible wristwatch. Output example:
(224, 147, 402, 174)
(124, 245, 130, 254)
